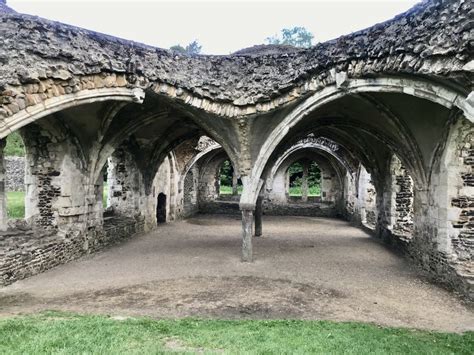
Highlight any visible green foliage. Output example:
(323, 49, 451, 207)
(185, 40, 202, 54)
(7, 191, 25, 219)
(170, 44, 186, 53)
(308, 161, 321, 189)
(170, 40, 202, 55)
(219, 159, 233, 186)
(266, 26, 314, 48)
(0, 312, 472, 354)
(288, 161, 321, 193)
(4, 132, 25, 156)
(288, 161, 303, 176)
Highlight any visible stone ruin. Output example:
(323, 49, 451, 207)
(0, 0, 472, 300)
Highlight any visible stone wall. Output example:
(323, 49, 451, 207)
(5, 156, 24, 191)
(343, 172, 358, 221)
(393, 174, 414, 234)
(183, 166, 199, 217)
(21, 123, 96, 233)
(380, 155, 415, 240)
(356, 166, 377, 230)
(198, 199, 339, 218)
(451, 126, 473, 263)
(198, 200, 240, 215)
(263, 200, 338, 217)
(0, 215, 144, 286)
(150, 156, 172, 223)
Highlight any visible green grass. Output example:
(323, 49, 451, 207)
(219, 184, 243, 195)
(7, 191, 25, 219)
(0, 312, 472, 354)
(6, 185, 108, 219)
(289, 185, 321, 197)
(103, 183, 108, 208)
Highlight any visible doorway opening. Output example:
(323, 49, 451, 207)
(157, 192, 167, 223)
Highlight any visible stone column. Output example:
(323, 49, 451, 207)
(375, 182, 391, 241)
(301, 162, 309, 202)
(254, 196, 263, 237)
(0, 139, 7, 231)
(232, 171, 238, 196)
(241, 208, 254, 262)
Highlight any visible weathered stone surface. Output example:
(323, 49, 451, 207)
(0, 214, 144, 286)
(5, 156, 24, 191)
(0, 0, 472, 303)
(0, 0, 471, 118)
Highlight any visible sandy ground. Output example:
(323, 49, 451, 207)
(0, 215, 472, 332)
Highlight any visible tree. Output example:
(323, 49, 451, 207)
(185, 40, 202, 55)
(220, 160, 233, 186)
(170, 40, 202, 55)
(169, 44, 186, 54)
(266, 26, 314, 48)
(5, 132, 25, 156)
(288, 161, 320, 187)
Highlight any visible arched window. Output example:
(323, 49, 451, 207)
(5, 132, 26, 220)
(219, 159, 242, 196)
(287, 160, 321, 200)
(102, 160, 109, 209)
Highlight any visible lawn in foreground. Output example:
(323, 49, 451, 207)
(0, 312, 472, 354)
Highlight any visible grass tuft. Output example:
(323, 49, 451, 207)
(7, 191, 25, 219)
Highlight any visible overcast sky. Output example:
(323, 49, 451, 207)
(8, 0, 418, 55)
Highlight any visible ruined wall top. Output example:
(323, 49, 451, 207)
(0, 0, 13, 13)
(0, 0, 471, 110)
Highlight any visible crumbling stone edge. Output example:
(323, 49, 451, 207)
(0, 216, 144, 286)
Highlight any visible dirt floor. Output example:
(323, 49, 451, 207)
(0, 215, 472, 332)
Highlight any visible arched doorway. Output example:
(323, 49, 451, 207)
(156, 193, 167, 223)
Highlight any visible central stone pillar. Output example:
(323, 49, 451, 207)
(0, 139, 7, 231)
(241, 207, 254, 262)
(254, 196, 263, 237)
(301, 162, 309, 202)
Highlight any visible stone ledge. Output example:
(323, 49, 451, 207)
(0, 215, 144, 286)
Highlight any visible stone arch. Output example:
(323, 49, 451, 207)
(179, 143, 221, 193)
(176, 142, 226, 217)
(262, 145, 346, 217)
(91, 109, 240, 196)
(198, 150, 230, 203)
(0, 86, 145, 139)
(265, 139, 353, 191)
(90, 108, 170, 185)
(242, 77, 471, 207)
